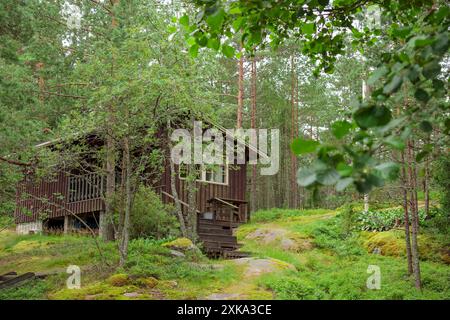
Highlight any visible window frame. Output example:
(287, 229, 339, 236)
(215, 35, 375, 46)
(178, 163, 229, 186)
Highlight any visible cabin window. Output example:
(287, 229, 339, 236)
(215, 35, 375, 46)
(178, 164, 202, 180)
(179, 164, 228, 185)
(204, 165, 227, 184)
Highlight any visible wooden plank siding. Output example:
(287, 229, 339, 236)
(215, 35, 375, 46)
(159, 163, 248, 222)
(15, 173, 104, 224)
(15, 163, 247, 224)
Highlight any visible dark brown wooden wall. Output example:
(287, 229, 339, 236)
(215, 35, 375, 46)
(15, 173, 104, 224)
(160, 163, 248, 221)
(15, 164, 247, 224)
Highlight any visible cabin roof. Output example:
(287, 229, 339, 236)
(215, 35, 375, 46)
(34, 115, 269, 160)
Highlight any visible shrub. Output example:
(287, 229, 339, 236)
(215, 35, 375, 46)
(130, 186, 180, 239)
(311, 219, 365, 256)
(433, 156, 450, 215)
(338, 204, 358, 236)
(261, 275, 323, 300)
(357, 207, 439, 232)
(250, 208, 329, 223)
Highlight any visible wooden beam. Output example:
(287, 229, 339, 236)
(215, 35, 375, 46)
(161, 191, 201, 214)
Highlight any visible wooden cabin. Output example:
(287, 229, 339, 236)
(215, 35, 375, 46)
(14, 124, 261, 257)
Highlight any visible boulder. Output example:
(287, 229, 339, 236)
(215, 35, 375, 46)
(107, 273, 129, 287)
(162, 237, 197, 252)
(232, 257, 296, 278)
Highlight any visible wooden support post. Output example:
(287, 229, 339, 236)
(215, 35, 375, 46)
(64, 215, 71, 234)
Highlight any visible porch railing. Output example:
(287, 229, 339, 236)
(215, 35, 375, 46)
(68, 173, 105, 203)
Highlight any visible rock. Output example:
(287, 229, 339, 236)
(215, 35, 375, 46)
(246, 228, 286, 244)
(207, 293, 242, 300)
(232, 257, 296, 278)
(246, 228, 313, 252)
(107, 273, 129, 287)
(169, 249, 186, 258)
(372, 247, 382, 255)
(123, 292, 141, 298)
(85, 294, 101, 300)
(162, 237, 197, 252)
(211, 264, 225, 270)
(133, 277, 158, 289)
(280, 238, 297, 250)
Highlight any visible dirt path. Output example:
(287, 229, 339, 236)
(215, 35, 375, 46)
(205, 211, 334, 300)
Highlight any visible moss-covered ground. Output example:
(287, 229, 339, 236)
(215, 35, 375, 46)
(0, 207, 448, 300)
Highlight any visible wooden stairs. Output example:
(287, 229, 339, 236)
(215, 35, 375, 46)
(198, 217, 249, 259)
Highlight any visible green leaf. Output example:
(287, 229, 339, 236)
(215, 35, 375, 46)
(414, 88, 430, 103)
(301, 23, 315, 35)
(354, 105, 392, 129)
(206, 8, 225, 32)
(391, 26, 412, 39)
(179, 15, 189, 27)
(232, 17, 244, 31)
(336, 177, 353, 192)
(167, 25, 177, 33)
(317, 169, 340, 186)
(331, 120, 352, 139)
(291, 138, 320, 155)
(355, 174, 383, 193)
(422, 60, 441, 79)
(432, 32, 449, 55)
(229, 6, 242, 14)
(414, 37, 434, 48)
(186, 37, 196, 46)
(419, 120, 433, 133)
(375, 162, 399, 180)
(416, 150, 429, 162)
(383, 75, 403, 95)
(297, 167, 317, 187)
(337, 162, 353, 177)
(384, 135, 405, 150)
(221, 44, 235, 58)
(207, 37, 220, 50)
(189, 44, 199, 58)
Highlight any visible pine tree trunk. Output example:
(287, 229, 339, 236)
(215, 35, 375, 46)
(186, 163, 198, 240)
(424, 152, 430, 219)
(290, 56, 298, 208)
(250, 58, 257, 213)
(407, 139, 422, 289)
(119, 137, 131, 267)
(401, 150, 413, 275)
(237, 48, 244, 128)
(101, 133, 116, 241)
(100, 0, 119, 241)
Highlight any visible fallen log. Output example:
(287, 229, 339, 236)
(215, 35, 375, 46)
(0, 272, 35, 290)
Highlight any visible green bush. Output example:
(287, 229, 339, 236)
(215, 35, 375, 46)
(433, 156, 450, 215)
(311, 218, 365, 256)
(262, 275, 323, 300)
(250, 208, 329, 223)
(357, 207, 440, 232)
(338, 204, 358, 235)
(130, 186, 180, 240)
(124, 238, 208, 280)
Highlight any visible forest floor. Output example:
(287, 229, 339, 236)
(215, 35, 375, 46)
(0, 208, 449, 300)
